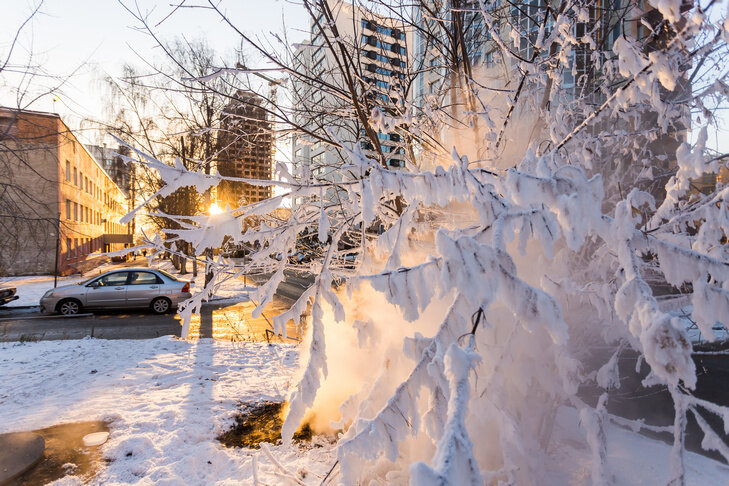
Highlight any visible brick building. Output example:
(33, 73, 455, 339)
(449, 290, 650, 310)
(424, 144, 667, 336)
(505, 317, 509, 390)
(216, 91, 274, 207)
(0, 107, 132, 276)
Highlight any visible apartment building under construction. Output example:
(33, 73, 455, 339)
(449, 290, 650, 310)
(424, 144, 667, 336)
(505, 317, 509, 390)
(216, 91, 274, 208)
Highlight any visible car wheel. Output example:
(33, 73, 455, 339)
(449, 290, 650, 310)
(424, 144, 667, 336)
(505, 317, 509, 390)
(58, 299, 82, 316)
(151, 297, 171, 314)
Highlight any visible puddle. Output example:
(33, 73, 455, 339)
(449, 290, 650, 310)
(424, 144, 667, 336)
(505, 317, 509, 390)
(8, 421, 110, 485)
(217, 401, 312, 448)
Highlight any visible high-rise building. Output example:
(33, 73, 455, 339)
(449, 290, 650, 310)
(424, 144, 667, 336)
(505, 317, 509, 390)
(291, 0, 408, 189)
(216, 91, 274, 207)
(411, 0, 688, 199)
(0, 107, 133, 276)
(87, 144, 132, 196)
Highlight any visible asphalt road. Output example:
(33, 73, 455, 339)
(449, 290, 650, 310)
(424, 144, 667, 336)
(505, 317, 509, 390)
(0, 309, 183, 342)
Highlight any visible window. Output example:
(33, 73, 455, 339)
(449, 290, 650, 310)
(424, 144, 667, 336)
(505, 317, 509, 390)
(66, 238, 72, 258)
(73, 202, 78, 221)
(313, 56, 326, 74)
(361, 19, 403, 40)
(65, 161, 71, 181)
(73, 238, 79, 257)
(96, 272, 129, 287)
(66, 199, 71, 220)
(511, 0, 546, 59)
(73, 168, 78, 186)
(360, 35, 405, 55)
(129, 272, 161, 285)
(0, 115, 18, 138)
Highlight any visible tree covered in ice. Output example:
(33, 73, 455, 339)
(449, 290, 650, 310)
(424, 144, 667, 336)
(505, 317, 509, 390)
(118, 0, 729, 483)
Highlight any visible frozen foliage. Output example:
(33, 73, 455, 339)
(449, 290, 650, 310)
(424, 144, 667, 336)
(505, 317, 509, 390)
(119, 0, 729, 483)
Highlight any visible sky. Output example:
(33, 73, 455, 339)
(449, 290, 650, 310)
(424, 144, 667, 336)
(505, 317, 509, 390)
(1, 0, 727, 153)
(0, 0, 310, 144)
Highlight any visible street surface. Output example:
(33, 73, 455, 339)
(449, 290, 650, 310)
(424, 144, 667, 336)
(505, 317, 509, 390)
(0, 268, 313, 343)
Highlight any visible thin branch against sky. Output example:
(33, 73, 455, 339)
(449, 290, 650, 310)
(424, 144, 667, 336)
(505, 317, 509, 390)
(0, 0, 309, 140)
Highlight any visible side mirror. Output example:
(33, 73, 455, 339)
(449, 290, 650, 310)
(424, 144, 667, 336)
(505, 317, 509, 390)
(88, 282, 99, 288)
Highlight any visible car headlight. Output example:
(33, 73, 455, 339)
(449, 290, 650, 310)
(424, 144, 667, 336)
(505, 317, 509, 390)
(42, 289, 55, 299)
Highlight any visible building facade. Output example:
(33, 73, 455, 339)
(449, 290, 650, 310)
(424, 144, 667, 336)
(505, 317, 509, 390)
(87, 144, 133, 196)
(411, 0, 688, 197)
(216, 91, 274, 208)
(291, 0, 408, 190)
(0, 107, 132, 276)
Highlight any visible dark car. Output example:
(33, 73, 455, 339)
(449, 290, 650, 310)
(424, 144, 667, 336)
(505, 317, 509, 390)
(0, 286, 19, 306)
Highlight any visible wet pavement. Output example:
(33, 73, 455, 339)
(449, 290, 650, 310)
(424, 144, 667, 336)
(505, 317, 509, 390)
(185, 298, 302, 342)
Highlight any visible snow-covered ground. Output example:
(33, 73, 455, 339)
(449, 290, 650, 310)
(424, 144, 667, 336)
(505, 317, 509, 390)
(0, 337, 335, 485)
(1, 337, 727, 485)
(0, 270, 106, 307)
(0, 259, 250, 308)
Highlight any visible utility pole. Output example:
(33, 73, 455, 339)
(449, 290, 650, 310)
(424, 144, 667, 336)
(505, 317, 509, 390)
(204, 105, 214, 287)
(53, 212, 61, 288)
(178, 136, 188, 275)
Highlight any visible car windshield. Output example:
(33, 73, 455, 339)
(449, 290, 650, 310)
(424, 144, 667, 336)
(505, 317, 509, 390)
(156, 269, 178, 281)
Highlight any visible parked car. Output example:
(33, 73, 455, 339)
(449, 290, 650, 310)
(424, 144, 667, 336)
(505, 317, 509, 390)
(40, 268, 191, 315)
(0, 286, 19, 306)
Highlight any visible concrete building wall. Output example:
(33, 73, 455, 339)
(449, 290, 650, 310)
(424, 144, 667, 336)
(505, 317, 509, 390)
(0, 108, 131, 276)
(0, 110, 60, 276)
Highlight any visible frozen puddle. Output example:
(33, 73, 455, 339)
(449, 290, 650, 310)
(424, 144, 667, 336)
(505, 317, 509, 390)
(8, 421, 110, 485)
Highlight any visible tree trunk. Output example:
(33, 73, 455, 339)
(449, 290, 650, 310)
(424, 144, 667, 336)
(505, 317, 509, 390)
(204, 247, 213, 287)
(176, 240, 187, 274)
(191, 241, 198, 277)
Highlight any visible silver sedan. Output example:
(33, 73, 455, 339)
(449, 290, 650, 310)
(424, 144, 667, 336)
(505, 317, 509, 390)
(40, 268, 192, 315)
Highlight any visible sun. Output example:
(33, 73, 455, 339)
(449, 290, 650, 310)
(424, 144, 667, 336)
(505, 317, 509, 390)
(209, 202, 223, 215)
